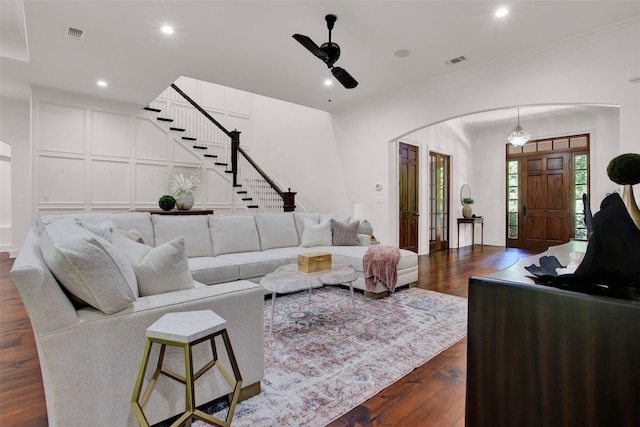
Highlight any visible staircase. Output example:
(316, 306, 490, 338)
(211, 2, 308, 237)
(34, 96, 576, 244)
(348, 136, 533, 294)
(145, 83, 296, 212)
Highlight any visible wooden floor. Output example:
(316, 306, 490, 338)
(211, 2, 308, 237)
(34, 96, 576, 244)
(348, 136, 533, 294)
(0, 245, 536, 427)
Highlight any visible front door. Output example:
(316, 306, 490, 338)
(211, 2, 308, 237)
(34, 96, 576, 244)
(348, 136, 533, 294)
(521, 153, 572, 249)
(399, 142, 419, 252)
(429, 152, 450, 252)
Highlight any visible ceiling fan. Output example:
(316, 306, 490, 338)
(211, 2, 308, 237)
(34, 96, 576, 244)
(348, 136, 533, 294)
(292, 14, 359, 89)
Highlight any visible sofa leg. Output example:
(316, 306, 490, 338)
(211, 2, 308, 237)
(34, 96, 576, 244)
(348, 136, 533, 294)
(363, 290, 389, 299)
(408, 281, 418, 288)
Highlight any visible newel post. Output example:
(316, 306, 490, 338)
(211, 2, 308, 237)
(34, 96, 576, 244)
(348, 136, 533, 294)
(282, 188, 297, 212)
(230, 130, 241, 187)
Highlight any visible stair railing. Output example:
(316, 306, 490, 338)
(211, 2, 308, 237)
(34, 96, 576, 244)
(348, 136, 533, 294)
(148, 84, 295, 212)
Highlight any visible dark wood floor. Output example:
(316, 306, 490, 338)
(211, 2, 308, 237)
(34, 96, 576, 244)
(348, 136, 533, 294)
(0, 245, 536, 427)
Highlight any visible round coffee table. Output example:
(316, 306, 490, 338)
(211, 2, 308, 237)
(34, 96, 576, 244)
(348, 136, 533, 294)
(260, 264, 358, 337)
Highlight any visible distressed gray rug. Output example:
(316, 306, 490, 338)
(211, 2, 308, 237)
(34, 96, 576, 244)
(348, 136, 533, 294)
(195, 286, 467, 427)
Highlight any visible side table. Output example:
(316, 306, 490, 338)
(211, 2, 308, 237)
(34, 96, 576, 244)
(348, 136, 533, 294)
(457, 217, 484, 247)
(131, 310, 242, 427)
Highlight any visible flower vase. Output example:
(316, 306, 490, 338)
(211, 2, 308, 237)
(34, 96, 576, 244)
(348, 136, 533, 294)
(462, 204, 472, 219)
(175, 193, 194, 210)
(621, 184, 640, 230)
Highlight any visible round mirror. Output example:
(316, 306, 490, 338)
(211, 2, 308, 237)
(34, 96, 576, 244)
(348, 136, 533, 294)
(460, 184, 472, 205)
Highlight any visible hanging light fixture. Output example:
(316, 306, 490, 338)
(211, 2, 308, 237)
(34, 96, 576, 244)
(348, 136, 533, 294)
(507, 108, 530, 147)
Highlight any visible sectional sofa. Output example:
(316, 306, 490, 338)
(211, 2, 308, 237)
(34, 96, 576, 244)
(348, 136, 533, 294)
(10, 210, 418, 426)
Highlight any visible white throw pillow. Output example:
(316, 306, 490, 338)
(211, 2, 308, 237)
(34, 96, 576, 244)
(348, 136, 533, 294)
(112, 234, 194, 297)
(40, 221, 137, 314)
(293, 212, 320, 242)
(299, 218, 333, 247)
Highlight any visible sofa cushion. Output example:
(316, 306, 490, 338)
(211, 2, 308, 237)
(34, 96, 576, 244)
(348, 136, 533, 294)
(112, 234, 194, 296)
(293, 212, 320, 242)
(331, 219, 360, 246)
(40, 221, 137, 314)
(77, 218, 117, 240)
(152, 215, 213, 257)
(209, 214, 261, 256)
(217, 251, 289, 280)
(187, 257, 240, 285)
(110, 212, 155, 245)
(299, 218, 333, 247)
(255, 213, 299, 250)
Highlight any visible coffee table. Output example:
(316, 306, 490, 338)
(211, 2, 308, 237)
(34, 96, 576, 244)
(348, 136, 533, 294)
(260, 264, 358, 337)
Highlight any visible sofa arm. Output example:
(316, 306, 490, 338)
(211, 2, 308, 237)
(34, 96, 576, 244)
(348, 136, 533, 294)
(39, 281, 265, 426)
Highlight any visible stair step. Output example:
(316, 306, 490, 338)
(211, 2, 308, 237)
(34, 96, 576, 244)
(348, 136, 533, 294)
(247, 205, 259, 209)
(215, 162, 228, 166)
(182, 136, 197, 141)
(242, 197, 253, 201)
(224, 170, 233, 174)
(203, 154, 218, 158)
(192, 145, 207, 150)
(143, 106, 161, 113)
(157, 117, 173, 122)
(233, 184, 242, 188)
(170, 127, 186, 132)
(236, 191, 248, 194)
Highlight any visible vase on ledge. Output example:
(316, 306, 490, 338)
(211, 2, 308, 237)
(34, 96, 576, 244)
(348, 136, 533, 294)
(462, 204, 473, 219)
(175, 192, 194, 210)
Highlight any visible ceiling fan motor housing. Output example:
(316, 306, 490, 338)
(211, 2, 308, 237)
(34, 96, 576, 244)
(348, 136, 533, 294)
(320, 42, 340, 66)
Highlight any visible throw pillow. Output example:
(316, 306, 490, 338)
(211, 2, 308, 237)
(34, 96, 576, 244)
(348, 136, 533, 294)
(112, 234, 194, 297)
(332, 219, 360, 246)
(40, 221, 137, 314)
(299, 218, 333, 247)
(112, 228, 146, 244)
(77, 218, 117, 241)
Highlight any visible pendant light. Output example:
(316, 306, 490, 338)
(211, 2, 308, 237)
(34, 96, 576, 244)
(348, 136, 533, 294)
(507, 108, 530, 147)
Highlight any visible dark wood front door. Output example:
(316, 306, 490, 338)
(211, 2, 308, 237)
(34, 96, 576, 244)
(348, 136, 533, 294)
(522, 153, 571, 249)
(429, 152, 450, 252)
(399, 142, 419, 253)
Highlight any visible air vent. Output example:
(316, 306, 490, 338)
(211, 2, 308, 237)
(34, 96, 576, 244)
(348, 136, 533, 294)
(66, 26, 85, 41)
(445, 55, 467, 65)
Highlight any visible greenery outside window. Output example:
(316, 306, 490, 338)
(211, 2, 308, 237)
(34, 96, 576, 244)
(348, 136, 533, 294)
(507, 160, 519, 239)
(573, 153, 589, 239)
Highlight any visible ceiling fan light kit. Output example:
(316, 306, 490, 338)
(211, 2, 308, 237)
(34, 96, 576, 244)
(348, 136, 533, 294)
(293, 14, 359, 89)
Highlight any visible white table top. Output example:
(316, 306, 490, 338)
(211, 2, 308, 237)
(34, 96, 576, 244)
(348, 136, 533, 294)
(146, 310, 227, 343)
(260, 264, 357, 294)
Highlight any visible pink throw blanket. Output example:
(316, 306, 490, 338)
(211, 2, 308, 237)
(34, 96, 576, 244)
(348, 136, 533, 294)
(363, 245, 401, 292)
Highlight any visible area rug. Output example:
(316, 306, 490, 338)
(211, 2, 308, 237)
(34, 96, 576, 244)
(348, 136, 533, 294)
(195, 286, 467, 427)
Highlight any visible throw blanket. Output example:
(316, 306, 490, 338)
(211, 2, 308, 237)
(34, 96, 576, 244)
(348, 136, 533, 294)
(363, 245, 401, 292)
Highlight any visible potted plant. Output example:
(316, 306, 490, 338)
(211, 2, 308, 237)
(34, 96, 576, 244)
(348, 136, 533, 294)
(607, 153, 640, 229)
(462, 197, 474, 219)
(168, 168, 201, 210)
(158, 195, 176, 211)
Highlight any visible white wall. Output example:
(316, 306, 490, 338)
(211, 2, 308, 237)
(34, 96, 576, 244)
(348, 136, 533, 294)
(0, 97, 29, 257)
(0, 140, 11, 251)
(331, 20, 640, 248)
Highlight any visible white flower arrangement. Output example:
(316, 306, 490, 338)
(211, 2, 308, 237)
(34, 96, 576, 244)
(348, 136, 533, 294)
(167, 168, 201, 196)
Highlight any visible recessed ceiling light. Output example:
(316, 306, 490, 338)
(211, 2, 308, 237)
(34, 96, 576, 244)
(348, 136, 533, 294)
(394, 49, 411, 58)
(161, 25, 174, 34)
(324, 79, 333, 86)
(97, 80, 108, 87)
(495, 8, 509, 18)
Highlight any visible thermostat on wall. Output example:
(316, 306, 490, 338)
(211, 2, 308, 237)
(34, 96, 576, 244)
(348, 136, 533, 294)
(375, 183, 382, 191)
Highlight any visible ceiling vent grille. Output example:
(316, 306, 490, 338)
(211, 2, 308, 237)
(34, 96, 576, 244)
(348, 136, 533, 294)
(66, 26, 85, 41)
(445, 55, 467, 65)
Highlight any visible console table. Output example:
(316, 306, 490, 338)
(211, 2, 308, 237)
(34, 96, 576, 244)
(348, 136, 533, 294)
(457, 217, 483, 247)
(465, 240, 640, 426)
(134, 209, 213, 216)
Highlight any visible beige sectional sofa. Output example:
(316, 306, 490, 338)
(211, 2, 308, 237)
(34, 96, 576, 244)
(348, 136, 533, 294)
(10, 211, 418, 427)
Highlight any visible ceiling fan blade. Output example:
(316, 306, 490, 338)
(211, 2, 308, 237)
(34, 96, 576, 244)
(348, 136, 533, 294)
(332, 67, 358, 89)
(292, 34, 329, 61)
